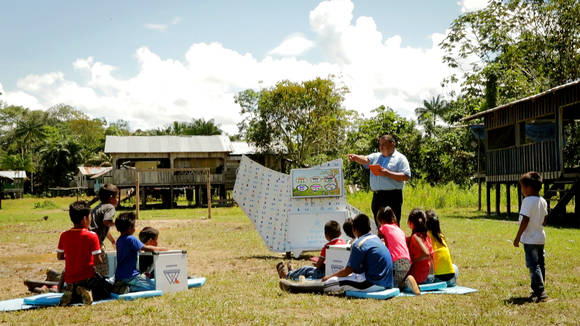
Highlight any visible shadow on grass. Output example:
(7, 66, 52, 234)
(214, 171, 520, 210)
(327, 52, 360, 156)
(244, 254, 287, 260)
(504, 296, 532, 305)
(243, 253, 318, 261)
(446, 211, 579, 228)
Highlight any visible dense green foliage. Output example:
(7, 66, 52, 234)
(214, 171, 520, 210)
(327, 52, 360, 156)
(235, 77, 355, 169)
(441, 0, 580, 117)
(0, 103, 225, 193)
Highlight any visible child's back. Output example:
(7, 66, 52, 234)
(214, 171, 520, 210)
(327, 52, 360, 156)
(379, 223, 410, 262)
(426, 210, 456, 281)
(406, 209, 432, 284)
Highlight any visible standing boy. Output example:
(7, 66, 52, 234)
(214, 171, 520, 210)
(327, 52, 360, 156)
(57, 201, 103, 306)
(114, 213, 167, 293)
(513, 171, 548, 303)
(89, 184, 119, 276)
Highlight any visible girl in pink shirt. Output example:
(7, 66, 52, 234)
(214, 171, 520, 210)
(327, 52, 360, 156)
(377, 206, 419, 294)
(406, 208, 433, 285)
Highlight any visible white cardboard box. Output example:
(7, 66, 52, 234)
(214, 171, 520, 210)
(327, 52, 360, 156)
(151, 250, 188, 293)
(325, 244, 351, 276)
(105, 250, 188, 293)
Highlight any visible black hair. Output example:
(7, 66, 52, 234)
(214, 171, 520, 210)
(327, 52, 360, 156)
(343, 218, 355, 239)
(139, 226, 159, 243)
(425, 210, 445, 246)
(353, 214, 371, 235)
(379, 134, 396, 145)
(115, 212, 136, 233)
(408, 208, 427, 234)
(69, 201, 91, 225)
(519, 171, 543, 193)
(376, 206, 396, 225)
(324, 220, 342, 239)
(99, 184, 119, 203)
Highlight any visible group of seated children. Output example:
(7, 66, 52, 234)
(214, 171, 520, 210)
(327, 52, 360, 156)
(277, 208, 457, 295)
(57, 184, 166, 306)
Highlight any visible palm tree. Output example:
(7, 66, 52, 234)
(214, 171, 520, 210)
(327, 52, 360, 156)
(415, 95, 449, 137)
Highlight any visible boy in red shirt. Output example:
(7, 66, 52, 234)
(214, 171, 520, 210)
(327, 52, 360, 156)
(57, 201, 103, 306)
(276, 220, 346, 280)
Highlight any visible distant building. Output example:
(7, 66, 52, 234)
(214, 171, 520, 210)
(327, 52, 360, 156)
(0, 171, 27, 199)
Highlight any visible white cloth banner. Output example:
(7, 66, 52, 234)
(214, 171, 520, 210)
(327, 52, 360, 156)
(233, 156, 361, 256)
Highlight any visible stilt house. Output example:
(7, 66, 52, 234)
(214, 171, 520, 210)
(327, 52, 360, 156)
(463, 80, 579, 220)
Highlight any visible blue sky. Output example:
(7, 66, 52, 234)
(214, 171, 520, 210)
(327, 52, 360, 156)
(0, 0, 487, 134)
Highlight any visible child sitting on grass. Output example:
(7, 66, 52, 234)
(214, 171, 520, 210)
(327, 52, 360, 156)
(114, 213, 167, 293)
(57, 201, 103, 306)
(138, 226, 160, 278)
(276, 220, 346, 280)
(376, 206, 419, 294)
(426, 210, 458, 287)
(406, 209, 433, 289)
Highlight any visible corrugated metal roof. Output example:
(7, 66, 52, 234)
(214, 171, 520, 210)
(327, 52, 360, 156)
(462, 79, 580, 122)
(77, 166, 113, 176)
(0, 171, 27, 180)
(230, 141, 256, 155)
(104, 135, 233, 153)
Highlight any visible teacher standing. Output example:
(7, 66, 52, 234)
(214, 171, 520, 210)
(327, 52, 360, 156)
(347, 135, 411, 225)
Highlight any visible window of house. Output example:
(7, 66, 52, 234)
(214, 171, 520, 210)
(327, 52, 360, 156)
(488, 125, 515, 150)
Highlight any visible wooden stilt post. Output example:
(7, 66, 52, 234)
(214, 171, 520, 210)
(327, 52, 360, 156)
(136, 171, 140, 218)
(486, 182, 491, 216)
(478, 178, 482, 211)
(207, 168, 211, 219)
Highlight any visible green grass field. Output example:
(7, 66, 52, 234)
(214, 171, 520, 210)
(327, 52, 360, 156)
(0, 187, 578, 325)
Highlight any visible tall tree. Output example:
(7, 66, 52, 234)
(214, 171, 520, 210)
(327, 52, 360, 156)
(236, 77, 354, 169)
(441, 0, 580, 115)
(415, 95, 449, 137)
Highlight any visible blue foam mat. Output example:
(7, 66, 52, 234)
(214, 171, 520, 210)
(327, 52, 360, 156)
(188, 277, 206, 288)
(398, 285, 478, 297)
(346, 288, 400, 300)
(0, 298, 35, 312)
(1, 276, 206, 312)
(111, 290, 163, 301)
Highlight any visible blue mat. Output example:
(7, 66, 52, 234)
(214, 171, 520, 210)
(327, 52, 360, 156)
(188, 277, 206, 288)
(111, 290, 162, 301)
(346, 288, 400, 300)
(398, 285, 478, 297)
(0, 298, 35, 312)
(1, 277, 206, 312)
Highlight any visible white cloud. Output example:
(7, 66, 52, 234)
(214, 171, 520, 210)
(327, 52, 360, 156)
(268, 34, 315, 57)
(144, 23, 168, 31)
(458, 0, 489, 13)
(171, 17, 182, 25)
(5, 0, 465, 134)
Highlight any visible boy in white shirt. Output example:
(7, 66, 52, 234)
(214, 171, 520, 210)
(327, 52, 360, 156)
(513, 171, 548, 303)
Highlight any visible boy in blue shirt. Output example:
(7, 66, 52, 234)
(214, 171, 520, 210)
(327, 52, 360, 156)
(113, 213, 166, 293)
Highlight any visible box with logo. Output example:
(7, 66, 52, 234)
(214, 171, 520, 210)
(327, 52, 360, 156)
(105, 250, 188, 293)
(325, 244, 351, 276)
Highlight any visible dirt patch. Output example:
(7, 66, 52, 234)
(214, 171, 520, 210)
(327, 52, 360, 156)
(135, 219, 206, 231)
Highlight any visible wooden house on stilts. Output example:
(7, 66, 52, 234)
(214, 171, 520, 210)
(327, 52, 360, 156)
(463, 80, 580, 222)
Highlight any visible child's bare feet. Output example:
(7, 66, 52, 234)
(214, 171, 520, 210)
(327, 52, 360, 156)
(404, 275, 421, 295)
(276, 261, 287, 279)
